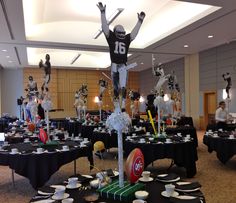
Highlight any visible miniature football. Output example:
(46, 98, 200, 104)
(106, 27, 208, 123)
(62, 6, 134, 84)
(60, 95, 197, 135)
(125, 148, 144, 183)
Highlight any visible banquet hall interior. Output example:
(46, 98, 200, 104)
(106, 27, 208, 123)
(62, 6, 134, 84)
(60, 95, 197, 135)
(0, 0, 236, 203)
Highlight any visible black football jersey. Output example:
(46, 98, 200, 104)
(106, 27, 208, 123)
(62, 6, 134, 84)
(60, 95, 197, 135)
(106, 30, 131, 64)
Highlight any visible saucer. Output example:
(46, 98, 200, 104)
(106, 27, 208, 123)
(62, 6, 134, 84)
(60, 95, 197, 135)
(52, 193, 69, 200)
(9, 152, 20, 155)
(66, 183, 81, 189)
(165, 141, 172, 144)
(139, 177, 153, 182)
(33, 151, 44, 154)
(161, 191, 179, 198)
(82, 174, 93, 179)
(61, 149, 69, 152)
(175, 195, 197, 200)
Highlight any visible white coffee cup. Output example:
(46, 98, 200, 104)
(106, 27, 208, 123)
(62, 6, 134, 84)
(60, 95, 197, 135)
(208, 129, 212, 133)
(24, 138, 30, 142)
(11, 148, 18, 154)
(132, 133, 136, 137)
(186, 134, 191, 139)
(54, 186, 65, 199)
(68, 177, 78, 188)
(62, 145, 69, 151)
(218, 128, 223, 132)
(142, 171, 150, 180)
(4, 141, 9, 146)
(133, 200, 147, 203)
(84, 138, 88, 142)
(166, 138, 171, 143)
(146, 132, 151, 135)
(62, 198, 74, 203)
(149, 137, 154, 141)
(37, 148, 43, 153)
(165, 184, 175, 197)
(229, 134, 234, 139)
(140, 138, 145, 143)
(177, 133, 182, 136)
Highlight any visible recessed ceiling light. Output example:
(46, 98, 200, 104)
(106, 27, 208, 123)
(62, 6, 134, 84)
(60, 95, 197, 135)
(208, 35, 213, 38)
(6, 56, 10, 58)
(184, 44, 189, 48)
(2, 49, 7, 52)
(141, 62, 144, 65)
(8, 60, 13, 63)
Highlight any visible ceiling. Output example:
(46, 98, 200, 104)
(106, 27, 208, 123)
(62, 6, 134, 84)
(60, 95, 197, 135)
(0, 0, 236, 71)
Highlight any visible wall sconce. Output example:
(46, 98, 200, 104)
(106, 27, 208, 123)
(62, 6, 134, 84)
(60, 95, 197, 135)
(222, 89, 227, 100)
(139, 96, 145, 103)
(94, 96, 99, 103)
(164, 94, 170, 102)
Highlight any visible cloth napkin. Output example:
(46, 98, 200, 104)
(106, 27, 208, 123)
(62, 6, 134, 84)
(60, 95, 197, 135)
(170, 196, 201, 203)
(175, 182, 201, 191)
(156, 173, 179, 181)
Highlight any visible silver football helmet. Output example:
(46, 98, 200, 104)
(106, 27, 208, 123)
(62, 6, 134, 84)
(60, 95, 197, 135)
(113, 25, 126, 39)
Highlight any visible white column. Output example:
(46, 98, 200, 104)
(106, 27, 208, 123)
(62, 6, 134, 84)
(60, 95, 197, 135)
(184, 54, 200, 129)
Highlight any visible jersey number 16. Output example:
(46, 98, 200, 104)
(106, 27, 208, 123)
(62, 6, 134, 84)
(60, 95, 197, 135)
(114, 41, 126, 54)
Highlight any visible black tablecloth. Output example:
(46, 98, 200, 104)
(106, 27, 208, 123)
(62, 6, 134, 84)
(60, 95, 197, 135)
(124, 140, 198, 178)
(177, 117, 194, 127)
(30, 177, 205, 203)
(0, 141, 94, 189)
(165, 126, 198, 147)
(206, 123, 236, 132)
(203, 134, 236, 164)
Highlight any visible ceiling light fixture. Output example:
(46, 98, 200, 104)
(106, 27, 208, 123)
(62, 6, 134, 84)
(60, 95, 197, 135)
(184, 44, 189, 48)
(2, 49, 7, 52)
(8, 61, 13, 63)
(94, 8, 124, 39)
(71, 53, 81, 65)
(208, 35, 213, 38)
(141, 62, 144, 65)
(6, 56, 10, 58)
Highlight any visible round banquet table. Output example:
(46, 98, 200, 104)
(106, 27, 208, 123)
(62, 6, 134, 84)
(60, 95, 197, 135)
(203, 132, 236, 164)
(0, 140, 94, 189)
(124, 139, 198, 178)
(30, 175, 205, 203)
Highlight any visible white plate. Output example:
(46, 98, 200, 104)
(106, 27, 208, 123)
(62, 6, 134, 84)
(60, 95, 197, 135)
(82, 174, 93, 179)
(31, 200, 55, 203)
(161, 191, 179, 198)
(139, 177, 154, 182)
(165, 141, 173, 144)
(38, 190, 54, 195)
(156, 177, 180, 183)
(66, 183, 81, 189)
(9, 152, 20, 155)
(52, 193, 69, 200)
(175, 187, 200, 192)
(61, 149, 69, 152)
(176, 195, 197, 200)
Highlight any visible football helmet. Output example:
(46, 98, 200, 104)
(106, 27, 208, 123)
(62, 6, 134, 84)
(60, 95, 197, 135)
(114, 25, 126, 39)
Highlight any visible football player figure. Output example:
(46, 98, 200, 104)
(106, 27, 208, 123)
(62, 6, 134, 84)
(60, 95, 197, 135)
(97, 2, 145, 111)
(152, 64, 170, 95)
(39, 54, 51, 90)
(25, 76, 38, 97)
(222, 72, 232, 98)
(98, 78, 108, 101)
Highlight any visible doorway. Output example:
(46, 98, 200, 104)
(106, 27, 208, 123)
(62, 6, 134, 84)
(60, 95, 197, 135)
(203, 91, 217, 129)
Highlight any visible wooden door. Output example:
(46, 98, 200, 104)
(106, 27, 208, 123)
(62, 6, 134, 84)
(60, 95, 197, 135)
(204, 92, 217, 129)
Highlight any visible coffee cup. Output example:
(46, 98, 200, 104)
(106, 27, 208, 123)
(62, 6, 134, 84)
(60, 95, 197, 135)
(37, 148, 43, 153)
(132, 133, 136, 137)
(149, 137, 154, 141)
(218, 128, 223, 132)
(166, 138, 171, 143)
(24, 138, 30, 142)
(11, 148, 18, 154)
(68, 177, 78, 188)
(208, 129, 212, 132)
(62, 145, 69, 151)
(142, 171, 150, 180)
(229, 134, 234, 139)
(133, 200, 147, 203)
(140, 138, 145, 143)
(84, 138, 88, 142)
(177, 133, 181, 136)
(4, 141, 9, 146)
(165, 184, 175, 197)
(54, 186, 65, 199)
(146, 132, 150, 135)
(186, 134, 191, 139)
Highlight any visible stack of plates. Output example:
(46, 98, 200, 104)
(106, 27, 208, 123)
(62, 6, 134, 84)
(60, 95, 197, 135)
(156, 173, 180, 183)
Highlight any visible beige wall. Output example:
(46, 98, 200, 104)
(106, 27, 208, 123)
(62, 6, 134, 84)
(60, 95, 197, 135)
(184, 54, 200, 129)
(23, 68, 139, 118)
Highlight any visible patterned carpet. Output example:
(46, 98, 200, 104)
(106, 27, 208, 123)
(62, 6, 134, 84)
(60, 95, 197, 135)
(0, 131, 235, 203)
